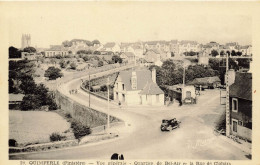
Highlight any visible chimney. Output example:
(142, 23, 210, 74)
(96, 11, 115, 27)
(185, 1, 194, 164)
(152, 68, 156, 83)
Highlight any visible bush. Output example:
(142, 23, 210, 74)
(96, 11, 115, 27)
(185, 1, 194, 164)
(20, 94, 42, 110)
(9, 139, 17, 147)
(65, 113, 72, 118)
(71, 121, 92, 139)
(44, 67, 63, 80)
(70, 62, 77, 70)
(49, 132, 66, 142)
(100, 85, 107, 91)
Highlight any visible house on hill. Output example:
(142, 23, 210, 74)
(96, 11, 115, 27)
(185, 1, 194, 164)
(120, 52, 136, 64)
(113, 69, 164, 106)
(100, 42, 120, 53)
(229, 72, 252, 141)
(44, 45, 69, 57)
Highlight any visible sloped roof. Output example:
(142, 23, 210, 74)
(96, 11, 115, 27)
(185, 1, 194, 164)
(240, 45, 251, 49)
(9, 94, 25, 102)
(124, 52, 135, 57)
(144, 50, 159, 63)
(179, 40, 198, 45)
(230, 72, 252, 101)
(104, 42, 116, 48)
(118, 70, 152, 91)
(139, 82, 164, 95)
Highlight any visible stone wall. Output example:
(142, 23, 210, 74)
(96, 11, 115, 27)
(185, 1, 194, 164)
(55, 90, 120, 128)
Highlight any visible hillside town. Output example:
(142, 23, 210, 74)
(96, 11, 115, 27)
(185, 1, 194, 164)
(8, 34, 252, 160)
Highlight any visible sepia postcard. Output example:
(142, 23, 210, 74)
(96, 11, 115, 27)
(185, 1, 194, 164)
(0, 1, 260, 165)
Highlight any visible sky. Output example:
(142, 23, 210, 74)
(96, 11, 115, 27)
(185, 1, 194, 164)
(4, 2, 252, 48)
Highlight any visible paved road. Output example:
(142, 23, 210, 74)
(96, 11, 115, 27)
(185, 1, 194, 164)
(10, 68, 250, 160)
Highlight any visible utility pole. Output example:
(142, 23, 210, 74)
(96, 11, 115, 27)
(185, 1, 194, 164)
(183, 64, 185, 88)
(88, 65, 91, 107)
(89, 73, 91, 107)
(107, 77, 110, 130)
(225, 53, 230, 137)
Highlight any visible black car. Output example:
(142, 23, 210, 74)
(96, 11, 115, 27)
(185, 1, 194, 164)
(160, 118, 180, 131)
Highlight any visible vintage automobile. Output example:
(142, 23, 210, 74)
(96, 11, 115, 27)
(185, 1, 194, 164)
(160, 118, 181, 131)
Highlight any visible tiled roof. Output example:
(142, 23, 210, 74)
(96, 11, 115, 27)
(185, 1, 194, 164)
(124, 52, 135, 57)
(179, 40, 198, 45)
(230, 72, 252, 101)
(139, 82, 164, 95)
(104, 42, 116, 48)
(118, 70, 152, 91)
(240, 45, 251, 49)
(9, 94, 25, 102)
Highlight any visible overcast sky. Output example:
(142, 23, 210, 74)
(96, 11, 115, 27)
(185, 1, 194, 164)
(5, 2, 252, 48)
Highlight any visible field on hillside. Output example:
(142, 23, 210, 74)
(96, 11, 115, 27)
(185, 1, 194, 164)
(9, 110, 74, 147)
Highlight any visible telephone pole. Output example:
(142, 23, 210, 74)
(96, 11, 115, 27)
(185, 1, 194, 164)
(107, 77, 110, 129)
(225, 54, 230, 137)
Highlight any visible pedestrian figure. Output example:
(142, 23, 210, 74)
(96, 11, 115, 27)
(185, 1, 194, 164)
(118, 101, 121, 109)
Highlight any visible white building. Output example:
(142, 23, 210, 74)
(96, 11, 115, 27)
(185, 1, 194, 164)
(113, 69, 164, 106)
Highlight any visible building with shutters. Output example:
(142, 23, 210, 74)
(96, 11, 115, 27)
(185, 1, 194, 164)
(113, 69, 164, 106)
(229, 72, 252, 141)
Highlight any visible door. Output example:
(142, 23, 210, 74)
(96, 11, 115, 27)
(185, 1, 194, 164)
(232, 120, 238, 132)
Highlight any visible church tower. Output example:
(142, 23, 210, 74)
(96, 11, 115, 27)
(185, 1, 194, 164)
(21, 34, 31, 49)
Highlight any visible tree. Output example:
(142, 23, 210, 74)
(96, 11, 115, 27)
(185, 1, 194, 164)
(237, 58, 251, 69)
(112, 55, 122, 64)
(93, 51, 101, 55)
(220, 50, 225, 56)
(70, 62, 77, 70)
(44, 67, 63, 80)
(62, 40, 72, 47)
(59, 60, 68, 68)
(20, 94, 42, 110)
(98, 61, 104, 67)
(211, 49, 219, 57)
(236, 51, 242, 56)
(231, 50, 236, 56)
(9, 46, 22, 58)
(19, 75, 37, 94)
(23, 47, 36, 53)
(92, 40, 100, 45)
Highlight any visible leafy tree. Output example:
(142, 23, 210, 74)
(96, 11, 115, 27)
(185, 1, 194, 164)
(62, 40, 72, 47)
(19, 75, 37, 94)
(70, 62, 77, 70)
(9, 46, 22, 58)
(98, 61, 104, 67)
(184, 51, 197, 56)
(20, 94, 42, 110)
(23, 47, 36, 53)
(237, 58, 251, 69)
(220, 50, 225, 56)
(44, 67, 63, 80)
(211, 49, 219, 57)
(112, 55, 122, 64)
(236, 51, 242, 56)
(93, 51, 101, 55)
(59, 60, 68, 68)
(92, 40, 100, 45)
(231, 50, 236, 56)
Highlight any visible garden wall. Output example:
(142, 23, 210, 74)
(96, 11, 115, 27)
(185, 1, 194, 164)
(55, 90, 120, 128)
